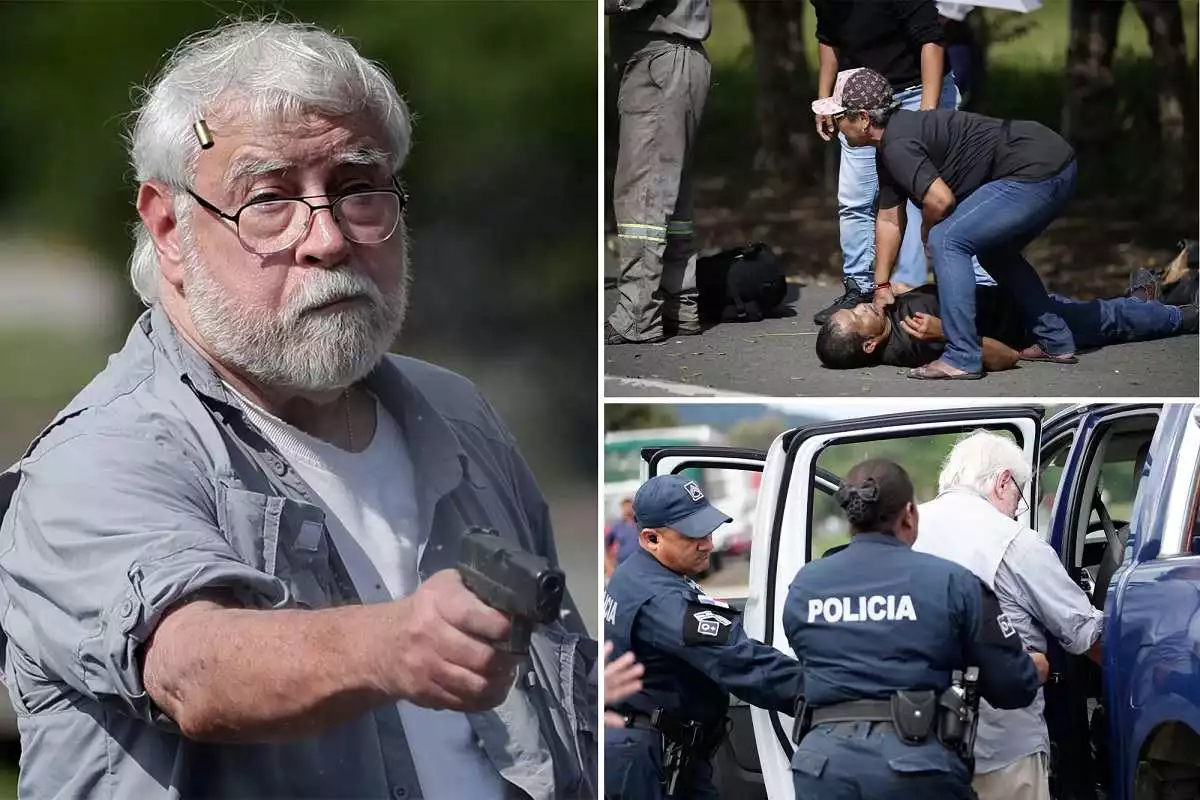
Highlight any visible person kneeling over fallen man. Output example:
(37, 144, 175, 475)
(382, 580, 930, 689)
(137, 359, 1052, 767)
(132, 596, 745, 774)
(816, 283, 1198, 371)
(813, 66, 1080, 380)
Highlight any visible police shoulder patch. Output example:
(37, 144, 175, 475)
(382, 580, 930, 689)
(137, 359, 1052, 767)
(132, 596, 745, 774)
(682, 600, 737, 645)
(978, 585, 1021, 649)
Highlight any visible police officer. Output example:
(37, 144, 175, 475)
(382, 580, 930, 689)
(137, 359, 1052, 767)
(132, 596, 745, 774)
(784, 459, 1049, 798)
(604, 475, 802, 798)
(604, 0, 712, 345)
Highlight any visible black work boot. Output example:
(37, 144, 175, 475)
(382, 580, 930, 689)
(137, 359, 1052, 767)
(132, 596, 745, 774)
(813, 277, 873, 326)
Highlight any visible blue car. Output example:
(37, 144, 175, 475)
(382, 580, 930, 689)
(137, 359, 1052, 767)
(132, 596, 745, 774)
(640, 403, 1200, 800)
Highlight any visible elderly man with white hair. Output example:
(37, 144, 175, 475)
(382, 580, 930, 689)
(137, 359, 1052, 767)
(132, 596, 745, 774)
(914, 430, 1102, 800)
(0, 19, 594, 800)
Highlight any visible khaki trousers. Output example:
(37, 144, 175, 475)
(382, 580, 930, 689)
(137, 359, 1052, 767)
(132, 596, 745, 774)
(973, 753, 1051, 800)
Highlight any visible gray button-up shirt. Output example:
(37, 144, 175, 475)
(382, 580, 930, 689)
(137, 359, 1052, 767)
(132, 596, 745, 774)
(974, 530, 1104, 774)
(0, 306, 597, 799)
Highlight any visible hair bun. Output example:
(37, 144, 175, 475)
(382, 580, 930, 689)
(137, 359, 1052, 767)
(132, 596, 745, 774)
(836, 478, 880, 525)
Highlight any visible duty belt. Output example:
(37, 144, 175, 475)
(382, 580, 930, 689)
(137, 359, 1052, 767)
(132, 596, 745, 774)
(811, 699, 893, 726)
(811, 692, 940, 746)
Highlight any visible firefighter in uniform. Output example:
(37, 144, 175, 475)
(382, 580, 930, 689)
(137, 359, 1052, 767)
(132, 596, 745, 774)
(604, 0, 712, 345)
(784, 458, 1049, 798)
(603, 475, 802, 798)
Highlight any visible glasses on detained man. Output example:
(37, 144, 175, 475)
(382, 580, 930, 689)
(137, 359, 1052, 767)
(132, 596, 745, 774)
(1009, 474, 1030, 518)
(185, 178, 408, 256)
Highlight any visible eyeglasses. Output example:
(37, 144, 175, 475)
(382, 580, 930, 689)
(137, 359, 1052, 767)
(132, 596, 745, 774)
(1009, 474, 1030, 518)
(186, 178, 408, 256)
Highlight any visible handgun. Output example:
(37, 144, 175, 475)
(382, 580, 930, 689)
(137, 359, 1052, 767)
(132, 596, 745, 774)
(456, 526, 566, 654)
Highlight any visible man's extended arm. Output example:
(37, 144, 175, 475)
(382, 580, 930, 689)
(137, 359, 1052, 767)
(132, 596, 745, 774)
(919, 42, 945, 110)
(1006, 534, 1105, 655)
(874, 202, 907, 300)
(143, 571, 516, 742)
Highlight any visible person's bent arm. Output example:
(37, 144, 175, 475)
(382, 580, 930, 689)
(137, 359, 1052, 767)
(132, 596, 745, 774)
(920, 178, 957, 235)
(817, 43, 839, 99)
(637, 594, 803, 714)
(143, 570, 516, 742)
(982, 337, 1020, 372)
(815, 43, 840, 141)
(955, 573, 1041, 709)
(1007, 535, 1104, 655)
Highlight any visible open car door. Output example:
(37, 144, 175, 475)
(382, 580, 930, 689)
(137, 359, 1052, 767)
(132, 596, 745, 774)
(745, 407, 1044, 799)
(1039, 403, 1162, 799)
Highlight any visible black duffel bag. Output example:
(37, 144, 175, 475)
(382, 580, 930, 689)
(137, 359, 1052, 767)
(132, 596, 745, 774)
(697, 242, 788, 323)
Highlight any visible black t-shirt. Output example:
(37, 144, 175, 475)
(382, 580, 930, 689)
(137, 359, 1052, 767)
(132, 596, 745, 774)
(880, 285, 1032, 367)
(812, 0, 944, 90)
(877, 109, 1076, 210)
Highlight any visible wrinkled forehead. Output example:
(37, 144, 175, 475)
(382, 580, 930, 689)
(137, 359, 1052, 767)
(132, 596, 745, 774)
(197, 109, 394, 188)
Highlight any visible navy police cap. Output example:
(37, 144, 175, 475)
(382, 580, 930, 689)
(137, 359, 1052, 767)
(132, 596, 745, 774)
(633, 475, 732, 539)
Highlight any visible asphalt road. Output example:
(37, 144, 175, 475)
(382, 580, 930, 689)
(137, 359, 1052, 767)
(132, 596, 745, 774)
(605, 281, 1199, 398)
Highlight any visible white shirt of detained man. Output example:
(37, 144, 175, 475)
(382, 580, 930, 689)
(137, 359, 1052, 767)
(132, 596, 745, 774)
(914, 431, 1103, 786)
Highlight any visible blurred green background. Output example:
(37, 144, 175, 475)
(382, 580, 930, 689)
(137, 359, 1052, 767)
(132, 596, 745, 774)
(0, 1, 597, 788)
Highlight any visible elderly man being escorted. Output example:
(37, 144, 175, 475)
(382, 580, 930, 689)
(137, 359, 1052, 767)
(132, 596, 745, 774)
(913, 431, 1103, 800)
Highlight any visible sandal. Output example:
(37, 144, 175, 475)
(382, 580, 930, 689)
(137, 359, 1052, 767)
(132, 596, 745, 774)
(1019, 345, 1078, 364)
(907, 360, 984, 380)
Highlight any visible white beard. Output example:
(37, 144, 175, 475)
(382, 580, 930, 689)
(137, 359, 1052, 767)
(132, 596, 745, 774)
(180, 222, 411, 393)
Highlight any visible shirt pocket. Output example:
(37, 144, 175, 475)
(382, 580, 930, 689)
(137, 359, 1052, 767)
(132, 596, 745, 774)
(218, 485, 337, 609)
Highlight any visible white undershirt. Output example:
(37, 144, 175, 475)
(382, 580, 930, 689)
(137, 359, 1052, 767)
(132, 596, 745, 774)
(228, 387, 506, 799)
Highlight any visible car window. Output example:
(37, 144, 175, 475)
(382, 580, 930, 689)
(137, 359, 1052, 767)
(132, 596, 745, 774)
(812, 428, 1019, 558)
(1037, 434, 1075, 540)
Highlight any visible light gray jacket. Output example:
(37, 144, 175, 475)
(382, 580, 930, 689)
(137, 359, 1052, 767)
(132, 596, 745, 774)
(0, 306, 597, 799)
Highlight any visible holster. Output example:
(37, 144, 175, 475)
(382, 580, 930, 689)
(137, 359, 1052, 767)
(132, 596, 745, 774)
(650, 708, 727, 758)
(890, 690, 937, 744)
(791, 695, 812, 744)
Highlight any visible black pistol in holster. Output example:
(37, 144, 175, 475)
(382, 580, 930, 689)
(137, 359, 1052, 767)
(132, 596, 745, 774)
(650, 708, 726, 799)
(937, 667, 981, 774)
(456, 527, 566, 655)
(791, 695, 812, 744)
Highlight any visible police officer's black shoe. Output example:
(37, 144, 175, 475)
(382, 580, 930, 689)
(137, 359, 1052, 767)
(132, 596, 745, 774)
(813, 277, 873, 326)
(605, 322, 666, 346)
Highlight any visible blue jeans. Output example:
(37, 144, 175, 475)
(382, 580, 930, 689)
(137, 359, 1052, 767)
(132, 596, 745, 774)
(837, 73, 994, 291)
(1051, 294, 1182, 348)
(929, 160, 1079, 373)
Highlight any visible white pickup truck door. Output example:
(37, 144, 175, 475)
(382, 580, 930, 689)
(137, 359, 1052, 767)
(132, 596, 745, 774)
(745, 407, 1043, 799)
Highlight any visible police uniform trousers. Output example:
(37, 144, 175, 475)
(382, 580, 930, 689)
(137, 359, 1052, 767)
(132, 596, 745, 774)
(604, 727, 719, 800)
(607, 40, 711, 341)
(792, 721, 975, 800)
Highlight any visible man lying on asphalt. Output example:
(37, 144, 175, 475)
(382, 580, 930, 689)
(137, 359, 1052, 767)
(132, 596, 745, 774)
(816, 282, 1198, 371)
